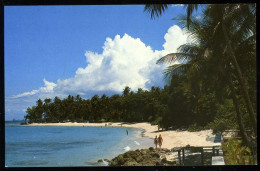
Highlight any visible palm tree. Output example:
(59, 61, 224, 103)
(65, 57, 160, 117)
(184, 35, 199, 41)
(144, 4, 199, 29)
(122, 86, 131, 97)
(36, 99, 44, 122)
(91, 94, 100, 122)
(43, 98, 52, 122)
(144, 3, 256, 135)
(155, 9, 253, 146)
(200, 4, 256, 135)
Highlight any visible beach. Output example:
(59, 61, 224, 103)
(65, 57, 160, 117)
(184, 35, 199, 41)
(28, 122, 221, 149)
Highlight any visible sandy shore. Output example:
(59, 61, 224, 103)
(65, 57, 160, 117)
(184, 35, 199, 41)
(28, 122, 221, 150)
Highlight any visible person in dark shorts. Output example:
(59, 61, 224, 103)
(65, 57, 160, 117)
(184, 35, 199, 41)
(154, 135, 158, 149)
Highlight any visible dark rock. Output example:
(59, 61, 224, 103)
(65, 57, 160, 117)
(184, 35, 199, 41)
(156, 161, 161, 166)
(140, 150, 147, 155)
(135, 156, 143, 162)
(161, 157, 167, 163)
(166, 160, 177, 165)
(109, 148, 176, 166)
(97, 159, 103, 163)
(151, 152, 160, 158)
(104, 159, 110, 162)
(122, 160, 138, 166)
(149, 147, 154, 151)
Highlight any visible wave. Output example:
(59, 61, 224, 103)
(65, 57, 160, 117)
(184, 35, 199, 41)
(101, 159, 109, 166)
(134, 141, 140, 145)
(124, 146, 131, 151)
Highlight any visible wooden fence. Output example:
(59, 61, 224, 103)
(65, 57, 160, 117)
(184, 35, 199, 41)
(171, 146, 221, 165)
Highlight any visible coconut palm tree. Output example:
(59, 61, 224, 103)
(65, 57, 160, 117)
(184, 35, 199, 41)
(145, 3, 256, 135)
(122, 86, 131, 97)
(144, 4, 199, 29)
(154, 6, 255, 146)
(204, 4, 256, 135)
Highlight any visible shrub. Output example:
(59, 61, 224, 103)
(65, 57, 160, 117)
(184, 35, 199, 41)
(187, 123, 203, 132)
(222, 138, 257, 165)
(208, 118, 236, 134)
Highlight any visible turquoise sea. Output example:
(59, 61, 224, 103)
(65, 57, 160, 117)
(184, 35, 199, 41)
(5, 121, 154, 167)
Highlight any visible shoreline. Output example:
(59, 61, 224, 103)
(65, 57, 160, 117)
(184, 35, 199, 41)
(27, 122, 221, 150)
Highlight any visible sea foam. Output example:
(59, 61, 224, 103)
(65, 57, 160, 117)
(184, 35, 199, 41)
(134, 141, 140, 145)
(124, 146, 131, 151)
(102, 159, 109, 166)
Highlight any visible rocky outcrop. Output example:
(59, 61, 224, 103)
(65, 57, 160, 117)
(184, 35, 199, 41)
(109, 148, 177, 166)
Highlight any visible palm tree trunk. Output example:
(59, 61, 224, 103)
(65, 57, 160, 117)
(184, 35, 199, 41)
(227, 73, 252, 149)
(221, 22, 257, 135)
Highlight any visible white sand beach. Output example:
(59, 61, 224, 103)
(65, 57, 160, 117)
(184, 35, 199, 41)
(28, 122, 221, 150)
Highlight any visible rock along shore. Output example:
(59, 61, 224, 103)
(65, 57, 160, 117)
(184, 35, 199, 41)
(109, 147, 176, 166)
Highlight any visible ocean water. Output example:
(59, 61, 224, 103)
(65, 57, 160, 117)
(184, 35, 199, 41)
(5, 121, 154, 167)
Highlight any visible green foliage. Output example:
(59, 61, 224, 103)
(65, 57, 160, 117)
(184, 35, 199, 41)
(151, 116, 162, 126)
(222, 138, 257, 165)
(209, 118, 232, 134)
(24, 74, 249, 132)
(207, 99, 238, 134)
(24, 4, 256, 133)
(187, 123, 203, 132)
(154, 4, 256, 135)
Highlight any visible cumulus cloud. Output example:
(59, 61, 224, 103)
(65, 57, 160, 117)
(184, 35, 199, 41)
(56, 34, 164, 93)
(12, 25, 188, 97)
(6, 25, 189, 119)
(39, 78, 57, 92)
(162, 25, 188, 55)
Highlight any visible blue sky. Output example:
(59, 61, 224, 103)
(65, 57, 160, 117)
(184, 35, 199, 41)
(5, 5, 203, 120)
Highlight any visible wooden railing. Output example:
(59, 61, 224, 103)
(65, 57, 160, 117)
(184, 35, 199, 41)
(171, 146, 221, 165)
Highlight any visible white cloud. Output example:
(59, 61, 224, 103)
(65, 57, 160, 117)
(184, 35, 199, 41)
(64, 33, 161, 92)
(7, 25, 189, 118)
(162, 25, 188, 55)
(39, 78, 57, 92)
(11, 90, 39, 98)
(11, 78, 56, 98)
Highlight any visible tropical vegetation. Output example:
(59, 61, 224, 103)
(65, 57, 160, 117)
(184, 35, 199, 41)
(144, 3, 256, 163)
(24, 3, 256, 164)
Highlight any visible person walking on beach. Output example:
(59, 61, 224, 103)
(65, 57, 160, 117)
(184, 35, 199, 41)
(158, 134, 163, 148)
(154, 135, 158, 149)
(126, 130, 128, 135)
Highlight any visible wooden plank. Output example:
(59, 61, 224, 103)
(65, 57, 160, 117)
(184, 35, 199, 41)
(201, 148, 204, 165)
(212, 156, 225, 165)
(178, 150, 181, 165)
(172, 147, 183, 152)
(182, 148, 185, 165)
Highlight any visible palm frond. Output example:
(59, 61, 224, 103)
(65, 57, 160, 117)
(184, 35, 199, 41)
(163, 63, 189, 80)
(156, 52, 195, 65)
(144, 4, 168, 19)
(185, 4, 199, 29)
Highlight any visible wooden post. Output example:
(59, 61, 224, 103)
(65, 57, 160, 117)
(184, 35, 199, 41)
(178, 150, 181, 165)
(213, 146, 215, 156)
(182, 148, 185, 165)
(201, 148, 204, 165)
